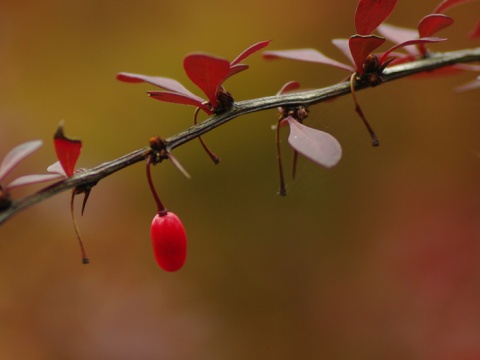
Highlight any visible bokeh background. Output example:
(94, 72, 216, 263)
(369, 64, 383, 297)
(1, 0, 480, 359)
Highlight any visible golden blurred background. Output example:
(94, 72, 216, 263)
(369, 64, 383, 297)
(1, 0, 480, 359)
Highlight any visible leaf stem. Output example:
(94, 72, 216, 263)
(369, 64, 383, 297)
(194, 107, 220, 164)
(350, 73, 380, 147)
(146, 156, 166, 215)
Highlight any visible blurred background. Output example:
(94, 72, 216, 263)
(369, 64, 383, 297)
(1, 0, 480, 359)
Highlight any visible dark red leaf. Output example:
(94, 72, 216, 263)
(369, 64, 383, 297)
(418, 14, 454, 37)
(285, 117, 342, 168)
(349, 35, 385, 73)
(183, 54, 231, 109)
(54, 123, 82, 177)
(355, 0, 398, 35)
(230, 40, 270, 66)
(263, 48, 354, 72)
(433, 0, 477, 13)
(0, 140, 42, 182)
(380, 37, 447, 63)
(223, 64, 249, 83)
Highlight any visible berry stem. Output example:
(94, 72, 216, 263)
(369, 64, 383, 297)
(146, 156, 167, 215)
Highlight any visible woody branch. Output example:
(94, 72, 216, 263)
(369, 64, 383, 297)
(0, 46, 479, 225)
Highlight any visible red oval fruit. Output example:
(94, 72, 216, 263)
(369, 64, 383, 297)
(150, 211, 187, 272)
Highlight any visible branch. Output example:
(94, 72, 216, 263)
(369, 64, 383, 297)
(1, 46, 479, 224)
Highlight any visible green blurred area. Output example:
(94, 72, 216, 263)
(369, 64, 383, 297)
(1, 0, 480, 359)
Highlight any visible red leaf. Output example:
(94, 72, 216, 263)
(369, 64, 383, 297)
(54, 123, 82, 177)
(0, 140, 42, 182)
(223, 64, 249, 83)
(468, 19, 480, 39)
(183, 54, 231, 109)
(150, 211, 187, 272)
(263, 48, 354, 72)
(285, 117, 342, 168)
(418, 14, 454, 37)
(349, 35, 385, 73)
(380, 37, 447, 63)
(355, 0, 398, 35)
(277, 81, 301, 95)
(433, 0, 477, 13)
(116, 73, 205, 104)
(230, 40, 271, 66)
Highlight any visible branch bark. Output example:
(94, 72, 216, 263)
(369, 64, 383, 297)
(1, 46, 479, 224)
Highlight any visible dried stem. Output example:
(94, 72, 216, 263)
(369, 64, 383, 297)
(70, 190, 90, 264)
(1, 47, 479, 224)
(275, 118, 287, 196)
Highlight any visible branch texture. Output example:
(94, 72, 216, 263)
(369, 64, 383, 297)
(1, 47, 479, 224)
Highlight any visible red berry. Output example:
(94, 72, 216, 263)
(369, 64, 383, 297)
(150, 211, 187, 272)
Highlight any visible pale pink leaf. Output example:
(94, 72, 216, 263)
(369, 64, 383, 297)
(116, 72, 205, 103)
(167, 152, 191, 179)
(147, 91, 213, 114)
(455, 76, 480, 92)
(47, 161, 67, 177)
(0, 140, 42, 182)
(377, 23, 421, 55)
(332, 38, 356, 66)
(286, 117, 342, 168)
(6, 173, 63, 190)
(263, 49, 354, 72)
